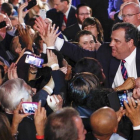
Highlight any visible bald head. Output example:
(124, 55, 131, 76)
(122, 2, 140, 27)
(90, 107, 118, 139)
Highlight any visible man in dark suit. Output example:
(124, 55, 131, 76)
(54, 22, 140, 88)
(46, 0, 77, 31)
(63, 3, 92, 41)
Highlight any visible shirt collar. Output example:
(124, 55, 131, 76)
(64, 5, 71, 18)
(78, 24, 82, 30)
(137, 25, 140, 31)
(124, 48, 136, 65)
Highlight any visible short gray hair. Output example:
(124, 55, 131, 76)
(0, 78, 32, 111)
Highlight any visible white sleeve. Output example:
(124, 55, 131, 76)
(54, 37, 64, 51)
(133, 125, 140, 130)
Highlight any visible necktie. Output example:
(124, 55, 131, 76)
(63, 15, 67, 24)
(121, 60, 128, 81)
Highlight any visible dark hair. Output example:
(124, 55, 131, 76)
(1, 3, 13, 17)
(86, 88, 112, 111)
(45, 107, 79, 140)
(68, 72, 100, 106)
(0, 113, 13, 140)
(112, 22, 139, 47)
(82, 17, 104, 43)
(75, 57, 105, 83)
(60, 0, 70, 4)
(75, 30, 96, 43)
(76, 3, 92, 15)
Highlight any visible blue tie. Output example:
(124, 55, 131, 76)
(121, 60, 128, 81)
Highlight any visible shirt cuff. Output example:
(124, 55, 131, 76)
(55, 37, 64, 51)
(133, 125, 140, 130)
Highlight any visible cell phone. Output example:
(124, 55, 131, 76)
(25, 55, 44, 68)
(22, 102, 38, 114)
(26, 0, 37, 10)
(39, 9, 46, 20)
(117, 91, 128, 107)
(0, 21, 6, 29)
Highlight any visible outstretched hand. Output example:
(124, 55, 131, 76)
(17, 25, 33, 51)
(11, 101, 29, 135)
(47, 95, 63, 111)
(43, 50, 59, 69)
(35, 17, 61, 46)
(8, 63, 18, 80)
(18, 3, 29, 24)
(34, 101, 47, 136)
(124, 97, 140, 127)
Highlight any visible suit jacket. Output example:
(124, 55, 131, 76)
(60, 41, 140, 88)
(46, 5, 77, 31)
(63, 23, 81, 41)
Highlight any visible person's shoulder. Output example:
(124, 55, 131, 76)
(47, 8, 57, 13)
(64, 23, 78, 31)
(71, 5, 76, 10)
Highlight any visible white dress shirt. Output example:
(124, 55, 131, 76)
(112, 48, 137, 88)
(63, 5, 71, 26)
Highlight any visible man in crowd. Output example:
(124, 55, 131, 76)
(63, 3, 92, 41)
(46, 0, 77, 31)
(90, 107, 126, 140)
(122, 2, 140, 30)
(45, 107, 87, 140)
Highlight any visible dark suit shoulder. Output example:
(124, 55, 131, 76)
(63, 23, 80, 41)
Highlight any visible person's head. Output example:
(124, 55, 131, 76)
(75, 30, 96, 51)
(123, 0, 139, 4)
(0, 78, 33, 113)
(122, 2, 140, 27)
(110, 22, 138, 60)
(1, 3, 13, 17)
(86, 88, 112, 112)
(10, 36, 22, 56)
(90, 107, 118, 140)
(75, 57, 106, 84)
(82, 17, 104, 43)
(68, 72, 100, 106)
(0, 13, 7, 41)
(53, 0, 70, 13)
(45, 107, 87, 140)
(10, 16, 18, 27)
(0, 113, 13, 140)
(75, 3, 92, 24)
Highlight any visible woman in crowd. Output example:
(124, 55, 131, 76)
(82, 17, 104, 44)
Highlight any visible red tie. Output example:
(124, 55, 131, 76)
(63, 15, 67, 24)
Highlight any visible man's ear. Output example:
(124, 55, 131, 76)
(127, 39, 134, 49)
(75, 14, 78, 18)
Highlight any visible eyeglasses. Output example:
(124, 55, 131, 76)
(78, 13, 91, 16)
(121, 12, 140, 19)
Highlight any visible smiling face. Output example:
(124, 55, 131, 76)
(78, 34, 95, 51)
(110, 28, 135, 60)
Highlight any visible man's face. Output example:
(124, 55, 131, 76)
(122, 4, 140, 27)
(73, 116, 87, 140)
(110, 28, 133, 60)
(76, 6, 91, 24)
(79, 34, 95, 51)
(53, 0, 66, 13)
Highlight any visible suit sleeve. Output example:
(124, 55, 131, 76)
(60, 41, 96, 62)
(133, 130, 140, 140)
